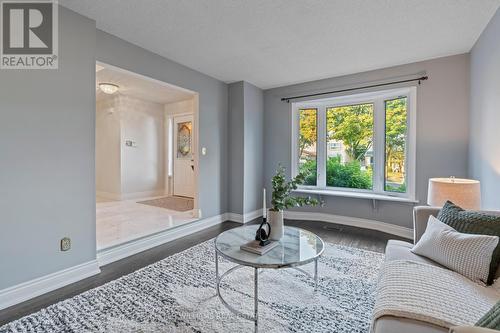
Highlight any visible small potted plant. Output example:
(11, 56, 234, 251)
(269, 165, 321, 240)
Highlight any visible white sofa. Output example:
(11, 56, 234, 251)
(371, 206, 500, 333)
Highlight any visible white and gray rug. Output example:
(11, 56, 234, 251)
(1, 239, 383, 333)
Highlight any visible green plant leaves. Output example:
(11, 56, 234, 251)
(270, 164, 322, 211)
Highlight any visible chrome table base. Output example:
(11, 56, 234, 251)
(215, 250, 319, 332)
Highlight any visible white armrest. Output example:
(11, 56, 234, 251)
(413, 206, 441, 244)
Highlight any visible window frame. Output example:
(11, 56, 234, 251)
(291, 86, 417, 201)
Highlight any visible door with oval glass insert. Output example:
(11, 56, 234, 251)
(173, 114, 195, 198)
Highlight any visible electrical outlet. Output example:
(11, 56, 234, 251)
(60, 237, 71, 251)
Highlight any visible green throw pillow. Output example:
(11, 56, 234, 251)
(477, 301, 500, 329)
(437, 201, 500, 285)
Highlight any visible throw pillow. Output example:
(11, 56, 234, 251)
(437, 201, 500, 284)
(476, 300, 500, 330)
(411, 215, 499, 284)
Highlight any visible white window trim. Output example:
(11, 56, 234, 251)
(291, 86, 417, 202)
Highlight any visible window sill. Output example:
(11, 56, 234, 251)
(293, 188, 419, 204)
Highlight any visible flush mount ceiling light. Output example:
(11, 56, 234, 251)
(99, 83, 119, 94)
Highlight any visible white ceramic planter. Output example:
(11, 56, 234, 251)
(268, 209, 284, 241)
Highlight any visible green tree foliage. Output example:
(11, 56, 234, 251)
(327, 104, 373, 161)
(298, 109, 317, 157)
(297, 98, 407, 192)
(385, 97, 407, 192)
(326, 156, 372, 189)
(271, 165, 321, 211)
(299, 157, 372, 189)
(299, 160, 317, 185)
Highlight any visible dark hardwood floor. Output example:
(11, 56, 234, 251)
(0, 219, 409, 326)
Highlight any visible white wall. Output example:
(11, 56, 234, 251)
(164, 99, 194, 116)
(96, 96, 121, 197)
(119, 95, 165, 197)
(96, 94, 166, 199)
(469, 8, 500, 210)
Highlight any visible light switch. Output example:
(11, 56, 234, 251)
(125, 140, 137, 148)
(202, 147, 207, 155)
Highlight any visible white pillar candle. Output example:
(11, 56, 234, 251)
(263, 188, 267, 218)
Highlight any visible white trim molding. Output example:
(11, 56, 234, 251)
(0, 210, 410, 311)
(291, 86, 417, 202)
(97, 213, 226, 266)
(96, 191, 121, 201)
(0, 260, 100, 310)
(226, 209, 263, 224)
(284, 210, 413, 239)
(0, 213, 226, 310)
(119, 190, 167, 200)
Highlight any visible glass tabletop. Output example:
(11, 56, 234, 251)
(215, 225, 324, 268)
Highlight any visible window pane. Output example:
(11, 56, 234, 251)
(385, 97, 407, 193)
(298, 108, 317, 186)
(326, 103, 374, 189)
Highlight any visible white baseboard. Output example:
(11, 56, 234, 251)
(227, 209, 262, 224)
(120, 190, 166, 200)
(96, 191, 121, 200)
(97, 213, 226, 266)
(226, 212, 241, 223)
(284, 211, 413, 239)
(0, 210, 410, 311)
(0, 214, 226, 310)
(0, 260, 100, 311)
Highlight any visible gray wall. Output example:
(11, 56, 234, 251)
(264, 54, 470, 228)
(96, 30, 228, 218)
(228, 81, 265, 215)
(0, 7, 229, 290)
(228, 82, 245, 214)
(469, 8, 500, 210)
(243, 82, 264, 214)
(0, 7, 97, 289)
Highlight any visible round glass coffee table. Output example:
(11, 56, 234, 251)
(214, 225, 324, 332)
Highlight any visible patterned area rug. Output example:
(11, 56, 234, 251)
(138, 196, 194, 212)
(0, 240, 383, 333)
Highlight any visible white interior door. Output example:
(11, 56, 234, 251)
(173, 114, 195, 198)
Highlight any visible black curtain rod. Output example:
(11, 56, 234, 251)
(281, 75, 428, 102)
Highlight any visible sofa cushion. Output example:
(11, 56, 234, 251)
(385, 239, 444, 268)
(437, 201, 500, 284)
(411, 216, 499, 284)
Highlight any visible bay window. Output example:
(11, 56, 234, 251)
(291, 87, 416, 201)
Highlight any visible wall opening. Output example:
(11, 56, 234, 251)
(95, 61, 200, 251)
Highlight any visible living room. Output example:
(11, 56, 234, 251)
(0, 1, 499, 332)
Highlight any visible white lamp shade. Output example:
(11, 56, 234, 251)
(427, 178, 481, 210)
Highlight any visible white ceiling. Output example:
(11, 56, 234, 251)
(96, 64, 195, 104)
(64, 0, 500, 89)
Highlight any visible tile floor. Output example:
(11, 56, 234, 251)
(96, 196, 197, 250)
